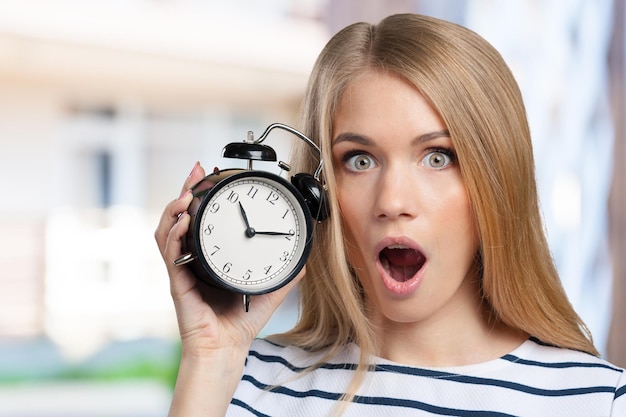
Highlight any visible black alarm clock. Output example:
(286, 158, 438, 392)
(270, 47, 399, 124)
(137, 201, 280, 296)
(174, 123, 328, 311)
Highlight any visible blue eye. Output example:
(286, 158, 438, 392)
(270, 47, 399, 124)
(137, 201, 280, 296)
(421, 149, 455, 169)
(345, 153, 376, 171)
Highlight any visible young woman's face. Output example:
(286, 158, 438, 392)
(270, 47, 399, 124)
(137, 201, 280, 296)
(331, 70, 481, 328)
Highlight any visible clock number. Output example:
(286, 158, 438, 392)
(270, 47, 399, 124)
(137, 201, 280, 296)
(247, 186, 259, 199)
(223, 262, 232, 273)
(210, 246, 220, 256)
(243, 269, 252, 280)
(204, 224, 214, 235)
(266, 191, 279, 205)
(227, 190, 239, 203)
(209, 203, 220, 213)
(264, 265, 273, 275)
(282, 209, 289, 219)
(279, 251, 289, 262)
(285, 229, 295, 241)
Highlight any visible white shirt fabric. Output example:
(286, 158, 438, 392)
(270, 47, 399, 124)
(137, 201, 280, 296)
(227, 337, 626, 416)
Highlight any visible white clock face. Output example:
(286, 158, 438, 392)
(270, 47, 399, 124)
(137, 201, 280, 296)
(196, 172, 311, 294)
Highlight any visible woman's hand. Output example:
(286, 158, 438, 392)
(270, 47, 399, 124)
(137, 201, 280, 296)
(155, 161, 301, 356)
(155, 162, 302, 416)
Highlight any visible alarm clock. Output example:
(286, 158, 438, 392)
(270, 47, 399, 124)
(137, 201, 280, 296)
(174, 123, 328, 311)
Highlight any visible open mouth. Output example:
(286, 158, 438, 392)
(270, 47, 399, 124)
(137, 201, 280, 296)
(379, 245, 426, 282)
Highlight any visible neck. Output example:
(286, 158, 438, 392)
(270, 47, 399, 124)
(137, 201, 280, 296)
(369, 303, 526, 367)
(377, 314, 526, 367)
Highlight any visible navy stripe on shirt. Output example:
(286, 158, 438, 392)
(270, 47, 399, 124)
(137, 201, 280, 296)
(501, 354, 622, 372)
(231, 398, 272, 417)
(239, 374, 517, 417)
(248, 349, 617, 398)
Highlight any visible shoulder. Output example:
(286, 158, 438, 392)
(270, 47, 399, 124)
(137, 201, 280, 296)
(228, 339, 358, 416)
(508, 337, 624, 376)
(516, 338, 626, 414)
(504, 338, 625, 402)
(246, 338, 358, 374)
(248, 338, 322, 364)
(244, 338, 316, 378)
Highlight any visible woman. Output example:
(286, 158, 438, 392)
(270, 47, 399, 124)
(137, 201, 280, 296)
(155, 13, 625, 416)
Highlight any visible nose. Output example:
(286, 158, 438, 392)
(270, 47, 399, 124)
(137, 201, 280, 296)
(374, 165, 419, 221)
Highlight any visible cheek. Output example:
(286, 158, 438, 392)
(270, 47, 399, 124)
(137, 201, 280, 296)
(337, 189, 360, 238)
(336, 179, 370, 255)
(455, 189, 476, 238)
(423, 177, 475, 238)
(441, 188, 479, 260)
(336, 173, 354, 212)
(432, 180, 472, 223)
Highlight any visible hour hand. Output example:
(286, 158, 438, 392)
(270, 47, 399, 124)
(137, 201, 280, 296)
(238, 202, 256, 237)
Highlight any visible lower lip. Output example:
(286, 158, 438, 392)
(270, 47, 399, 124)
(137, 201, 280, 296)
(376, 261, 425, 297)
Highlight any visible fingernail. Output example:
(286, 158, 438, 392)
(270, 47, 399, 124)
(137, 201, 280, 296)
(188, 161, 199, 178)
(178, 189, 191, 200)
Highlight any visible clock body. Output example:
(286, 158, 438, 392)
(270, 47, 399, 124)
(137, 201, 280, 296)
(183, 169, 313, 295)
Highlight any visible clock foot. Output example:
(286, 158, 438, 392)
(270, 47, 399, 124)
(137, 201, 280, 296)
(243, 294, 250, 312)
(173, 252, 195, 266)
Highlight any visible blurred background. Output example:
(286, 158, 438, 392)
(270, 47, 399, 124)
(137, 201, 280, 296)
(0, 0, 624, 415)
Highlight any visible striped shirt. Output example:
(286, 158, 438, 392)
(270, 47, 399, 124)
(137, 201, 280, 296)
(227, 337, 626, 416)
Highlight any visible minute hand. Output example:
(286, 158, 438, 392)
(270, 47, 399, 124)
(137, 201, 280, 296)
(254, 230, 295, 236)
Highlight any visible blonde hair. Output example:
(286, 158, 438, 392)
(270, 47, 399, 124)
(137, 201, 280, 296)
(277, 11, 598, 406)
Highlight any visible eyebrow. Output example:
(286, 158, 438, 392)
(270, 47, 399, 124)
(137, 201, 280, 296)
(332, 130, 451, 146)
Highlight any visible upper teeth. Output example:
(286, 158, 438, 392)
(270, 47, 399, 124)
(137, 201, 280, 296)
(387, 244, 409, 249)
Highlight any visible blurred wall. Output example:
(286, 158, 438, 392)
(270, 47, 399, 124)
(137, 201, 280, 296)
(0, 0, 623, 364)
(0, 0, 330, 359)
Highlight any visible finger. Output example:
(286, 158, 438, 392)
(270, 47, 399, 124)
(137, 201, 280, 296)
(252, 266, 306, 318)
(164, 210, 191, 269)
(155, 162, 205, 255)
(163, 212, 210, 314)
(180, 162, 207, 197)
(155, 191, 194, 256)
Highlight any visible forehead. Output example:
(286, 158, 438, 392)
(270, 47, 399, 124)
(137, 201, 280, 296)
(332, 70, 447, 140)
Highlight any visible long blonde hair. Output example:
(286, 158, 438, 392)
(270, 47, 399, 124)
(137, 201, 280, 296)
(278, 11, 597, 398)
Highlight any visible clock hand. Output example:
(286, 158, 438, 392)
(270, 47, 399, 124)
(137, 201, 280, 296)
(238, 201, 251, 228)
(253, 230, 296, 237)
(238, 202, 256, 238)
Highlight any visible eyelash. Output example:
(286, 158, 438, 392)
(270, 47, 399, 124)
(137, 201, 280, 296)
(340, 147, 457, 172)
(341, 150, 376, 172)
(423, 147, 457, 169)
